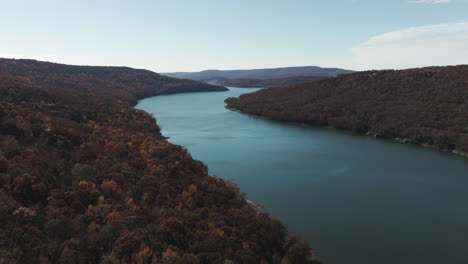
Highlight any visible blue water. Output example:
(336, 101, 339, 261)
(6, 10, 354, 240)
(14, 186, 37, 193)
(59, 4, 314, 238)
(137, 87, 468, 264)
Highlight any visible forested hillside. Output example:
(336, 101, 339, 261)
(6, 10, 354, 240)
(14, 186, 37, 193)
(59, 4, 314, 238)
(0, 59, 319, 264)
(0, 59, 228, 105)
(225, 66, 468, 155)
(205, 76, 325, 88)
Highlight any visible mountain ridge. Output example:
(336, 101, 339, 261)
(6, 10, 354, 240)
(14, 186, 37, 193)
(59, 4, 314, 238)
(0, 58, 229, 105)
(205, 75, 328, 88)
(164, 66, 354, 81)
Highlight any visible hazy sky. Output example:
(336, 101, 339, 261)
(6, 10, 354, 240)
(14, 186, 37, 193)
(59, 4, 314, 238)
(1, 0, 467, 72)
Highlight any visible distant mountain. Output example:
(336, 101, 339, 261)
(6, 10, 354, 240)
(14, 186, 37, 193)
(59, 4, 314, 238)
(164, 66, 354, 81)
(225, 65, 468, 156)
(205, 75, 327, 88)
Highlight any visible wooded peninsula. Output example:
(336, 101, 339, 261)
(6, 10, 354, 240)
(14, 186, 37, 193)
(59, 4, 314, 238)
(225, 66, 468, 156)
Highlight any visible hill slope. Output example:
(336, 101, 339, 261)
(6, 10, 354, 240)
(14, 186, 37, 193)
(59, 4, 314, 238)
(225, 66, 468, 155)
(164, 66, 354, 81)
(205, 76, 326, 88)
(0, 59, 228, 105)
(0, 59, 319, 264)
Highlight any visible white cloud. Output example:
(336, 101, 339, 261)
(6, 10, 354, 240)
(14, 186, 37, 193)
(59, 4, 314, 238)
(349, 22, 468, 70)
(411, 0, 451, 4)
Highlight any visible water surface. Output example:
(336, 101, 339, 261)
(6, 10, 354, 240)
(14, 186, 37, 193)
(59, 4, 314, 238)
(137, 87, 468, 264)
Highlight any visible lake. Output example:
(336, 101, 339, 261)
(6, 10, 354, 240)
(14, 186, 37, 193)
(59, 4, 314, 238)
(137, 87, 468, 264)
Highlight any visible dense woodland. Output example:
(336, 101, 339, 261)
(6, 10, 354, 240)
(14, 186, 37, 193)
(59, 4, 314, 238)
(0, 59, 228, 105)
(0, 59, 320, 264)
(226, 66, 468, 154)
(204, 76, 325, 88)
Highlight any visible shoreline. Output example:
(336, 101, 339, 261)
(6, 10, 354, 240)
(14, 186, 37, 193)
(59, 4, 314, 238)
(136, 93, 276, 217)
(136, 96, 271, 214)
(134, 94, 323, 259)
(225, 106, 468, 160)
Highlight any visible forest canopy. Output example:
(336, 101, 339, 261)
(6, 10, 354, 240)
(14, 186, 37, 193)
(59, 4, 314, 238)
(225, 65, 468, 154)
(0, 59, 319, 264)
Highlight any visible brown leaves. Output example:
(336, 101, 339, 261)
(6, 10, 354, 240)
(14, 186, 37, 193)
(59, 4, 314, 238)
(226, 65, 468, 153)
(0, 59, 313, 264)
(159, 217, 188, 249)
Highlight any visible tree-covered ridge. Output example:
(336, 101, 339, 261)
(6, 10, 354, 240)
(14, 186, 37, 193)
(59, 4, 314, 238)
(164, 66, 354, 81)
(225, 66, 468, 154)
(0, 60, 319, 263)
(205, 76, 325, 88)
(0, 58, 228, 105)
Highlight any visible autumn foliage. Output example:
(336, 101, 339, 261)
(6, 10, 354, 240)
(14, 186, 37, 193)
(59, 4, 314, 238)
(226, 66, 468, 154)
(205, 76, 325, 88)
(0, 59, 319, 264)
(0, 58, 228, 106)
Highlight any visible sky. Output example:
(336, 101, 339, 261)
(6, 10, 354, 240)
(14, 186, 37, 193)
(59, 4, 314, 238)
(0, 0, 467, 72)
